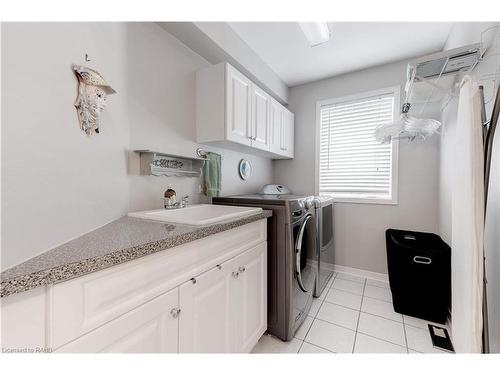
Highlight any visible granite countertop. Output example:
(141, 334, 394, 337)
(0, 210, 272, 298)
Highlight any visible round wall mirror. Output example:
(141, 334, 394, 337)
(238, 159, 252, 180)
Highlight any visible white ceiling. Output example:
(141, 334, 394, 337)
(228, 22, 454, 87)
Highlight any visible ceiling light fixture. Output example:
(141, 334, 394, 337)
(299, 22, 331, 47)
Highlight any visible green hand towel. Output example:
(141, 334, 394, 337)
(202, 152, 222, 197)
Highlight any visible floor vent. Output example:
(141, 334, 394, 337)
(428, 324, 455, 353)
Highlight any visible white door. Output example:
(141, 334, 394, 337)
(270, 98, 283, 155)
(56, 288, 179, 353)
(250, 84, 270, 151)
(282, 109, 295, 158)
(225, 64, 252, 146)
(178, 261, 238, 353)
(232, 243, 268, 353)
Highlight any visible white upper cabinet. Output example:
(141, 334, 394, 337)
(269, 97, 294, 158)
(282, 109, 295, 159)
(196, 62, 293, 159)
(250, 84, 270, 151)
(225, 65, 252, 146)
(270, 98, 283, 154)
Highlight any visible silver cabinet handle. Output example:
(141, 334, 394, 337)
(170, 308, 181, 318)
(413, 256, 432, 265)
(191, 277, 197, 284)
(238, 266, 246, 273)
(232, 271, 240, 278)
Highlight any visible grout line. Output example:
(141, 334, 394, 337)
(306, 318, 408, 352)
(403, 317, 449, 331)
(330, 286, 364, 296)
(361, 295, 393, 303)
(302, 338, 337, 354)
(402, 315, 409, 353)
(300, 341, 335, 354)
(352, 278, 367, 353)
(335, 274, 367, 284)
(297, 339, 305, 353)
(298, 315, 315, 342)
(355, 332, 408, 351)
(320, 299, 362, 313)
(314, 316, 358, 333)
(329, 286, 364, 297)
(358, 306, 404, 324)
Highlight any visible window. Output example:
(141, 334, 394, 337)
(317, 87, 399, 204)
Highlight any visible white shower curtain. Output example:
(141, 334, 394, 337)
(451, 75, 485, 353)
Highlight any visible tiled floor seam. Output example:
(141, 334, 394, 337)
(297, 339, 305, 353)
(354, 332, 409, 351)
(303, 338, 337, 354)
(299, 315, 316, 342)
(402, 315, 410, 353)
(352, 279, 367, 353)
(330, 286, 364, 297)
(359, 310, 404, 324)
(314, 316, 357, 332)
(321, 299, 363, 313)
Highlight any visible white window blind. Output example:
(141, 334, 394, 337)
(319, 91, 396, 201)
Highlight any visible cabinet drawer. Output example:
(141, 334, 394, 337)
(56, 287, 179, 353)
(49, 219, 266, 349)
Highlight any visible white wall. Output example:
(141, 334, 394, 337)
(2, 23, 131, 271)
(159, 22, 289, 104)
(126, 23, 273, 211)
(274, 60, 441, 274)
(1, 22, 273, 270)
(439, 22, 500, 352)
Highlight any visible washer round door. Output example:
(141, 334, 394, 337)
(292, 212, 317, 333)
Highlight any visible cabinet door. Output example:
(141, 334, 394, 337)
(225, 64, 252, 146)
(250, 84, 271, 151)
(232, 242, 268, 353)
(270, 98, 283, 155)
(178, 261, 238, 353)
(56, 288, 179, 353)
(282, 109, 295, 158)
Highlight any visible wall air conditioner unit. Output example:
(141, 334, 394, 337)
(411, 43, 482, 79)
(375, 43, 483, 144)
(408, 43, 482, 103)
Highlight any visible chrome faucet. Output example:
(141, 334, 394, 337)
(163, 187, 189, 209)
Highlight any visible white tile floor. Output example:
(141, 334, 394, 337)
(251, 271, 451, 354)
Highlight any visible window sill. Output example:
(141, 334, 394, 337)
(320, 195, 398, 206)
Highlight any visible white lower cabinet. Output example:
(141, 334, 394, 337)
(2, 221, 268, 354)
(57, 287, 179, 353)
(57, 243, 267, 354)
(232, 243, 267, 353)
(179, 242, 267, 353)
(178, 257, 238, 353)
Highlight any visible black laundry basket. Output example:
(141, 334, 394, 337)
(385, 229, 451, 324)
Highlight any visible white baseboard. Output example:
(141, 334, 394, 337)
(306, 260, 389, 283)
(332, 264, 389, 283)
